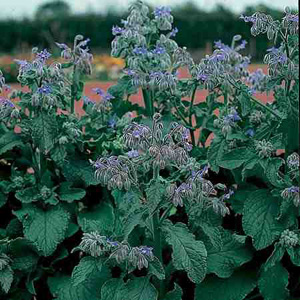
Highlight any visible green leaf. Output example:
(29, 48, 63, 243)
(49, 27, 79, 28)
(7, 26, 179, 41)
(101, 279, 124, 300)
(15, 186, 40, 203)
(145, 181, 165, 214)
(163, 221, 207, 283)
(258, 263, 289, 300)
(207, 230, 252, 278)
(0, 191, 6, 208)
(239, 93, 252, 116)
(207, 138, 225, 173)
(0, 131, 23, 155)
(32, 112, 58, 153)
(163, 283, 183, 300)
(242, 190, 281, 250)
(219, 147, 253, 170)
(72, 257, 103, 286)
(199, 223, 223, 251)
(9, 238, 39, 271)
(78, 202, 115, 235)
(14, 205, 70, 256)
(123, 277, 158, 300)
(148, 256, 165, 280)
(0, 265, 14, 293)
(264, 158, 285, 188)
(62, 159, 98, 186)
(195, 270, 256, 300)
(58, 182, 86, 202)
(265, 242, 285, 270)
(287, 247, 300, 266)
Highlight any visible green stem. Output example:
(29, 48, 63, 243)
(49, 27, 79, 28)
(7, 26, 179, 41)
(188, 85, 197, 146)
(71, 65, 77, 114)
(142, 89, 154, 117)
(153, 212, 164, 297)
(159, 204, 173, 225)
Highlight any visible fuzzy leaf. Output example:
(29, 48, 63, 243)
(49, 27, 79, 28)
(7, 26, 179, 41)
(123, 277, 158, 300)
(0, 131, 23, 155)
(163, 221, 207, 283)
(101, 279, 124, 300)
(0, 266, 14, 293)
(15, 186, 40, 203)
(72, 257, 103, 286)
(287, 247, 300, 266)
(58, 182, 86, 202)
(264, 158, 285, 188)
(148, 256, 165, 280)
(207, 230, 253, 278)
(145, 181, 165, 214)
(14, 205, 70, 256)
(32, 112, 58, 153)
(264, 242, 285, 270)
(195, 270, 256, 300)
(242, 190, 281, 250)
(219, 147, 253, 170)
(78, 202, 114, 235)
(258, 263, 289, 300)
(9, 238, 39, 271)
(207, 138, 225, 173)
(163, 283, 183, 300)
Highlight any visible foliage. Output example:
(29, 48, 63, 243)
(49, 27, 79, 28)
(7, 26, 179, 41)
(0, 1, 299, 299)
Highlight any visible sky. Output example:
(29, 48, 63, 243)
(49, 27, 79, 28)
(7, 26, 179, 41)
(0, 0, 298, 19)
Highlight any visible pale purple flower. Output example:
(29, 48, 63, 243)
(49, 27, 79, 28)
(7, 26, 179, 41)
(112, 26, 125, 35)
(108, 114, 117, 128)
(154, 6, 171, 18)
(138, 246, 153, 258)
(92, 88, 105, 96)
(170, 27, 178, 37)
(287, 186, 299, 193)
(36, 49, 51, 62)
(0, 97, 14, 108)
(55, 42, 69, 50)
(124, 69, 136, 76)
(246, 128, 255, 137)
(133, 46, 148, 55)
(83, 96, 95, 105)
(223, 189, 234, 200)
(153, 46, 166, 55)
(240, 14, 256, 23)
(127, 149, 139, 158)
(38, 84, 52, 95)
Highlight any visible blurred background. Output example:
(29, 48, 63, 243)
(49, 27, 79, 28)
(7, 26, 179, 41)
(0, 0, 298, 83)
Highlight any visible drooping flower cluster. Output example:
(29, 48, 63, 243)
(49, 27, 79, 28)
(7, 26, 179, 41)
(247, 69, 270, 93)
(190, 36, 250, 92)
(78, 232, 154, 270)
(110, 1, 188, 93)
(286, 152, 299, 170)
(122, 113, 191, 170)
(213, 107, 242, 136)
(281, 186, 300, 207)
(166, 165, 232, 216)
(91, 156, 137, 190)
(56, 35, 93, 75)
(0, 97, 19, 119)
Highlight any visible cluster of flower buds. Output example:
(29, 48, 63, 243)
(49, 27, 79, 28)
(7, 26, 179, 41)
(31, 84, 57, 108)
(56, 35, 93, 75)
(282, 7, 299, 35)
(153, 6, 173, 30)
(123, 113, 190, 170)
(279, 229, 299, 248)
(78, 232, 154, 270)
(0, 97, 19, 119)
(213, 107, 241, 136)
(249, 110, 265, 125)
(62, 121, 82, 140)
(286, 152, 299, 170)
(86, 88, 114, 113)
(166, 165, 232, 216)
(0, 70, 10, 93)
(91, 156, 137, 190)
(281, 186, 300, 207)
(240, 12, 281, 41)
(254, 139, 274, 158)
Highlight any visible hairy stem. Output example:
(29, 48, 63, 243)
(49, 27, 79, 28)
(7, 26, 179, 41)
(188, 85, 198, 146)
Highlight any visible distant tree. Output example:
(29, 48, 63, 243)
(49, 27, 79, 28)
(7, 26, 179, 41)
(35, 0, 71, 21)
